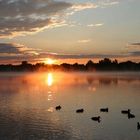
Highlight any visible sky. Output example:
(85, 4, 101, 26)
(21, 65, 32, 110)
(0, 0, 140, 64)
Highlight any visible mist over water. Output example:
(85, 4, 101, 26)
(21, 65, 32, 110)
(0, 72, 140, 140)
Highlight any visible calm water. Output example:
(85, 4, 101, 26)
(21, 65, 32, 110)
(0, 72, 140, 140)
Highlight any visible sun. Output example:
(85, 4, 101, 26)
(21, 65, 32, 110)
(45, 58, 55, 65)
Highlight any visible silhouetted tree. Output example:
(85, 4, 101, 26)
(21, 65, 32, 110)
(86, 60, 95, 71)
(21, 61, 28, 65)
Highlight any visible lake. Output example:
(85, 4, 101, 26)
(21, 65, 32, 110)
(0, 72, 140, 140)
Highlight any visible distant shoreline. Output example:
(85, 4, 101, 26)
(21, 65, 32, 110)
(0, 58, 140, 72)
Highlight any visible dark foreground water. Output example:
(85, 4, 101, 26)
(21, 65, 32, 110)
(0, 72, 140, 140)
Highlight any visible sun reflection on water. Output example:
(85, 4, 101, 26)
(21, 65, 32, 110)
(46, 73, 55, 102)
(47, 73, 53, 86)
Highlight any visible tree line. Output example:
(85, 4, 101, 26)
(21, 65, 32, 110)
(0, 58, 140, 72)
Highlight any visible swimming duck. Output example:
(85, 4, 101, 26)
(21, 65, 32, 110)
(55, 105, 61, 110)
(91, 116, 101, 123)
(128, 113, 135, 119)
(121, 109, 130, 114)
(100, 108, 108, 112)
(137, 122, 140, 130)
(76, 109, 84, 113)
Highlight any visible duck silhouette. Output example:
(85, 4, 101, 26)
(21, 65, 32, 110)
(128, 113, 135, 119)
(121, 109, 130, 114)
(55, 105, 61, 110)
(100, 108, 108, 112)
(91, 116, 101, 123)
(137, 122, 140, 130)
(76, 109, 84, 113)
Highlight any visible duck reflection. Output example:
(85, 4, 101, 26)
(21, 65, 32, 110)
(99, 78, 113, 85)
(87, 77, 94, 85)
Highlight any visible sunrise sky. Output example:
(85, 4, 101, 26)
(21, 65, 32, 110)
(0, 0, 140, 64)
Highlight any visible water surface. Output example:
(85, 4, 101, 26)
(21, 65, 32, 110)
(0, 72, 140, 140)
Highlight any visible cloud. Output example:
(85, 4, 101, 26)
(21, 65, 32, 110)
(126, 42, 140, 51)
(0, 43, 139, 63)
(39, 53, 121, 59)
(31, 51, 140, 60)
(129, 51, 140, 56)
(0, 43, 39, 55)
(87, 23, 104, 27)
(99, 0, 119, 7)
(71, 3, 98, 12)
(0, 0, 72, 38)
(0, 0, 120, 38)
(78, 39, 91, 43)
(71, 0, 119, 12)
(129, 43, 140, 46)
(0, 0, 72, 17)
(67, 1, 119, 16)
(0, 17, 54, 38)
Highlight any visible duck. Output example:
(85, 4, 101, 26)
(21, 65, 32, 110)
(137, 122, 140, 130)
(91, 116, 101, 123)
(121, 109, 130, 114)
(100, 108, 108, 112)
(55, 105, 61, 110)
(76, 109, 84, 113)
(128, 113, 135, 119)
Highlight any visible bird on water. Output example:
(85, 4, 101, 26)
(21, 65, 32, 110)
(76, 109, 84, 113)
(55, 105, 61, 110)
(91, 116, 101, 123)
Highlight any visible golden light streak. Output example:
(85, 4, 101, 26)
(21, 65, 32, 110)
(47, 73, 53, 86)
